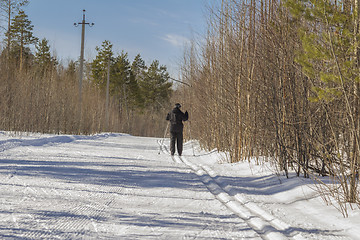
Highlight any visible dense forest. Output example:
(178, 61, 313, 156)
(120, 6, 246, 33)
(0, 0, 173, 137)
(178, 0, 360, 215)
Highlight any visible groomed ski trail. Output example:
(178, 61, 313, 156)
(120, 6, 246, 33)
(1, 133, 356, 239)
(1, 133, 258, 239)
(159, 140, 304, 240)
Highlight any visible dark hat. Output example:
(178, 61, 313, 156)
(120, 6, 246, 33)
(175, 103, 181, 108)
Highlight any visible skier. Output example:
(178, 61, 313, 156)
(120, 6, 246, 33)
(166, 103, 189, 156)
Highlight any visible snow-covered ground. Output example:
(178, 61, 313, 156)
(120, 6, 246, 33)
(0, 132, 359, 239)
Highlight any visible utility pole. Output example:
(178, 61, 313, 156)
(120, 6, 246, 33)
(74, 9, 94, 125)
(106, 58, 110, 131)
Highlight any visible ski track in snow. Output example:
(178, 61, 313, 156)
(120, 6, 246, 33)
(179, 157, 304, 240)
(160, 140, 357, 240)
(163, 145, 302, 240)
(0, 132, 358, 239)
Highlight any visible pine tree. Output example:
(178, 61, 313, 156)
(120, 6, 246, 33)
(0, 0, 29, 60)
(7, 9, 37, 71)
(65, 60, 77, 81)
(35, 38, 57, 75)
(111, 51, 131, 95)
(91, 40, 113, 89)
(131, 54, 147, 76)
(139, 60, 172, 110)
(91, 43, 145, 110)
(130, 54, 147, 109)
(285, 0, 360, 204)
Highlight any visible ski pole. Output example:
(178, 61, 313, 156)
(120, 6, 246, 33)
(158, 122, 169, 154)
(188, 120, 195, 156)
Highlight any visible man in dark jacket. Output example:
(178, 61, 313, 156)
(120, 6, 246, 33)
(166, 103, 189, 156)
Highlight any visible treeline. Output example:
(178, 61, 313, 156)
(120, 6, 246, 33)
(179, 0, 360, 215)
(0, 0, 172, 137)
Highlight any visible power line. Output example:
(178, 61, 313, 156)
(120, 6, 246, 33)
(169, 77, 191, 87)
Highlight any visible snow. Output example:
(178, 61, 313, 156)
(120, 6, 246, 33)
(0, 132, 359, 239)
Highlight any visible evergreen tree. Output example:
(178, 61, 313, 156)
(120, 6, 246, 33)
(285, 0, 360, 203)
(65, 60, 77, 81)
(34, 38, 57, 75)
(111, 51, 131, 95)
(91, 40, 113, 89)
(0, 0, 29, 60)
(130, 54, 147, 108)
(139, 60, 172, 110)
(131, 54, 147, 77)
(91, 42, 172, 114)
(284, 0, 354, 101)
(7, 9, 37, 71)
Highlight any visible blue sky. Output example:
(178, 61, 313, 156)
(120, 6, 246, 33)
(23, 0, 208, 77)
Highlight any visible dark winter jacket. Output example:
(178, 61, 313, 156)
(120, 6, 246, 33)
(166, 107, 189, 133)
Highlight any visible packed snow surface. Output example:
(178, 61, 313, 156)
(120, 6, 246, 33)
(0, 132, 359, 239)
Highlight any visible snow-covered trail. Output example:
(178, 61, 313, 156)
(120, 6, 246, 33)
(0, 132, 359, 239)
(0, 133, 257, 239)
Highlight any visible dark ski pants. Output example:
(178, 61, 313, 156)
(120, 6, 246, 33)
(170, 131, 183, 156)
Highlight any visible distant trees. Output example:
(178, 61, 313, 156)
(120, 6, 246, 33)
(91, 40, 173, 135)
(140, 60, 172, 109)
(0, 7, 172, 137)
(35, 38, 57, 74)
(91, 40, 113, 89)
